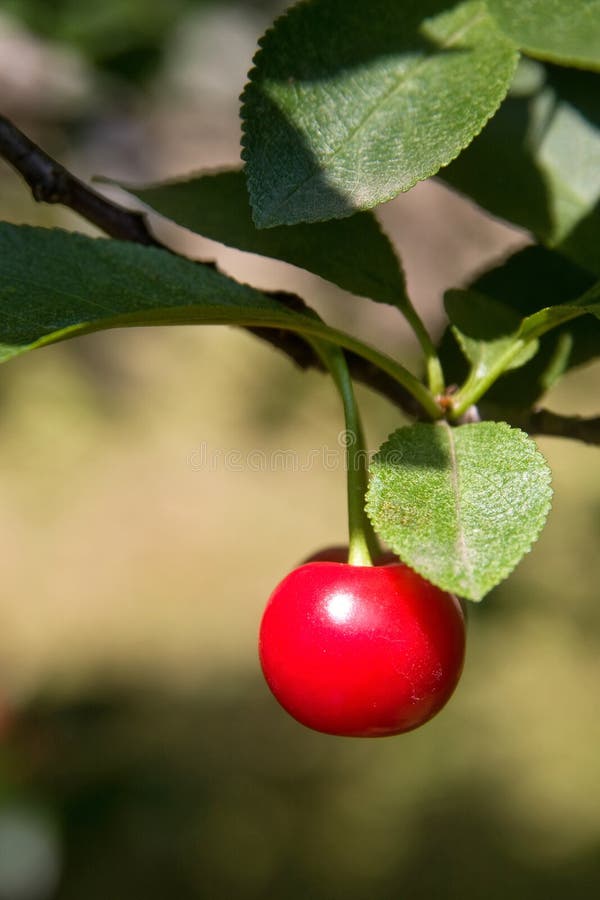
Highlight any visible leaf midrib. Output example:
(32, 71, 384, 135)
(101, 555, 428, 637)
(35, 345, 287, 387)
(443, 422, 474, 591)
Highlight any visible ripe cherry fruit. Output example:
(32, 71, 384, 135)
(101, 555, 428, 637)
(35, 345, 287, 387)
(259, 562, 465, 737)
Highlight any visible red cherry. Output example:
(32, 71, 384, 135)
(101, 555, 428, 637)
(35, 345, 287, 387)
(259, 562, 465, 737)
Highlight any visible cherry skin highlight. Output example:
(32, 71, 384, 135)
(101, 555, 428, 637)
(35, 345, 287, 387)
(259, 562, 465, 737)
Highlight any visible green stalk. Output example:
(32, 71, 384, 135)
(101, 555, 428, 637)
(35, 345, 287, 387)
(402, 302, 446, 397)
(450, 302, 593, 419)
(28, 308, 443, 421)
(294, 320, 442, 420)
(450, 339, 530, 419)
(312, 340, 379, 566)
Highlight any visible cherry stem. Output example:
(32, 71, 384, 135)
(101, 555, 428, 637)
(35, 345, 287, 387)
(401, 301, 446, 397)
(312, 341, 379, 566)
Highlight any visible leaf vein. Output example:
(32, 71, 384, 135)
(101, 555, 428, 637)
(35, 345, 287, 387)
(268, 4, 489, 216)
(444, 422, 473, 589)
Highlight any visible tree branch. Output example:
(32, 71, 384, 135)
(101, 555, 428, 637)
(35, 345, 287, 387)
(0, 115, 163, 247)
(0, 113, 424, 418)
(512, 408, 600, 446)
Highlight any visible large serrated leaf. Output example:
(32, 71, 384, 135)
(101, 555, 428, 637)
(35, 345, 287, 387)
(366, 422, 553, 600)
(487, 0, 600, 71)
(115, 169, 410, 309)
(0, 222, 315, 362)
(0, 223, 434, 412)
(241, 0, 518, 227)
(441, 60, 600, 275)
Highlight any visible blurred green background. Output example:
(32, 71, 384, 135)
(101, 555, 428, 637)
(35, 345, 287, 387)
(1, 2, 599, 898)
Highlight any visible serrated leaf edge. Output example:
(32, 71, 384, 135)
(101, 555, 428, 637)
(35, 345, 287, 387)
(240, 0, 520, 227)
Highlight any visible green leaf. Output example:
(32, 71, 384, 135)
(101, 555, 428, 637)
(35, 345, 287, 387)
(366, 422, 553, 600)
(472, 245, 597, 315)
(115, 169, 410, 308)
(438, 247, 600, 411)
(519, 279, 600, 339)
(441, 60, 600, 275)
(446, 265, 600, 415)
(241, 0, 518, 227)
(487, 0, 600, 71)
(0, 222, 315, 362)
(445, 289, 538, 377)
(500, 271, 600, 351)
(0, 223, 439, 414)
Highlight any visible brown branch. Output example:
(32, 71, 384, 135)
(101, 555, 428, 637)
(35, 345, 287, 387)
(512, 408, 600, 446)
(0, 113, 425, 418)
(0, 115, 162, 247)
